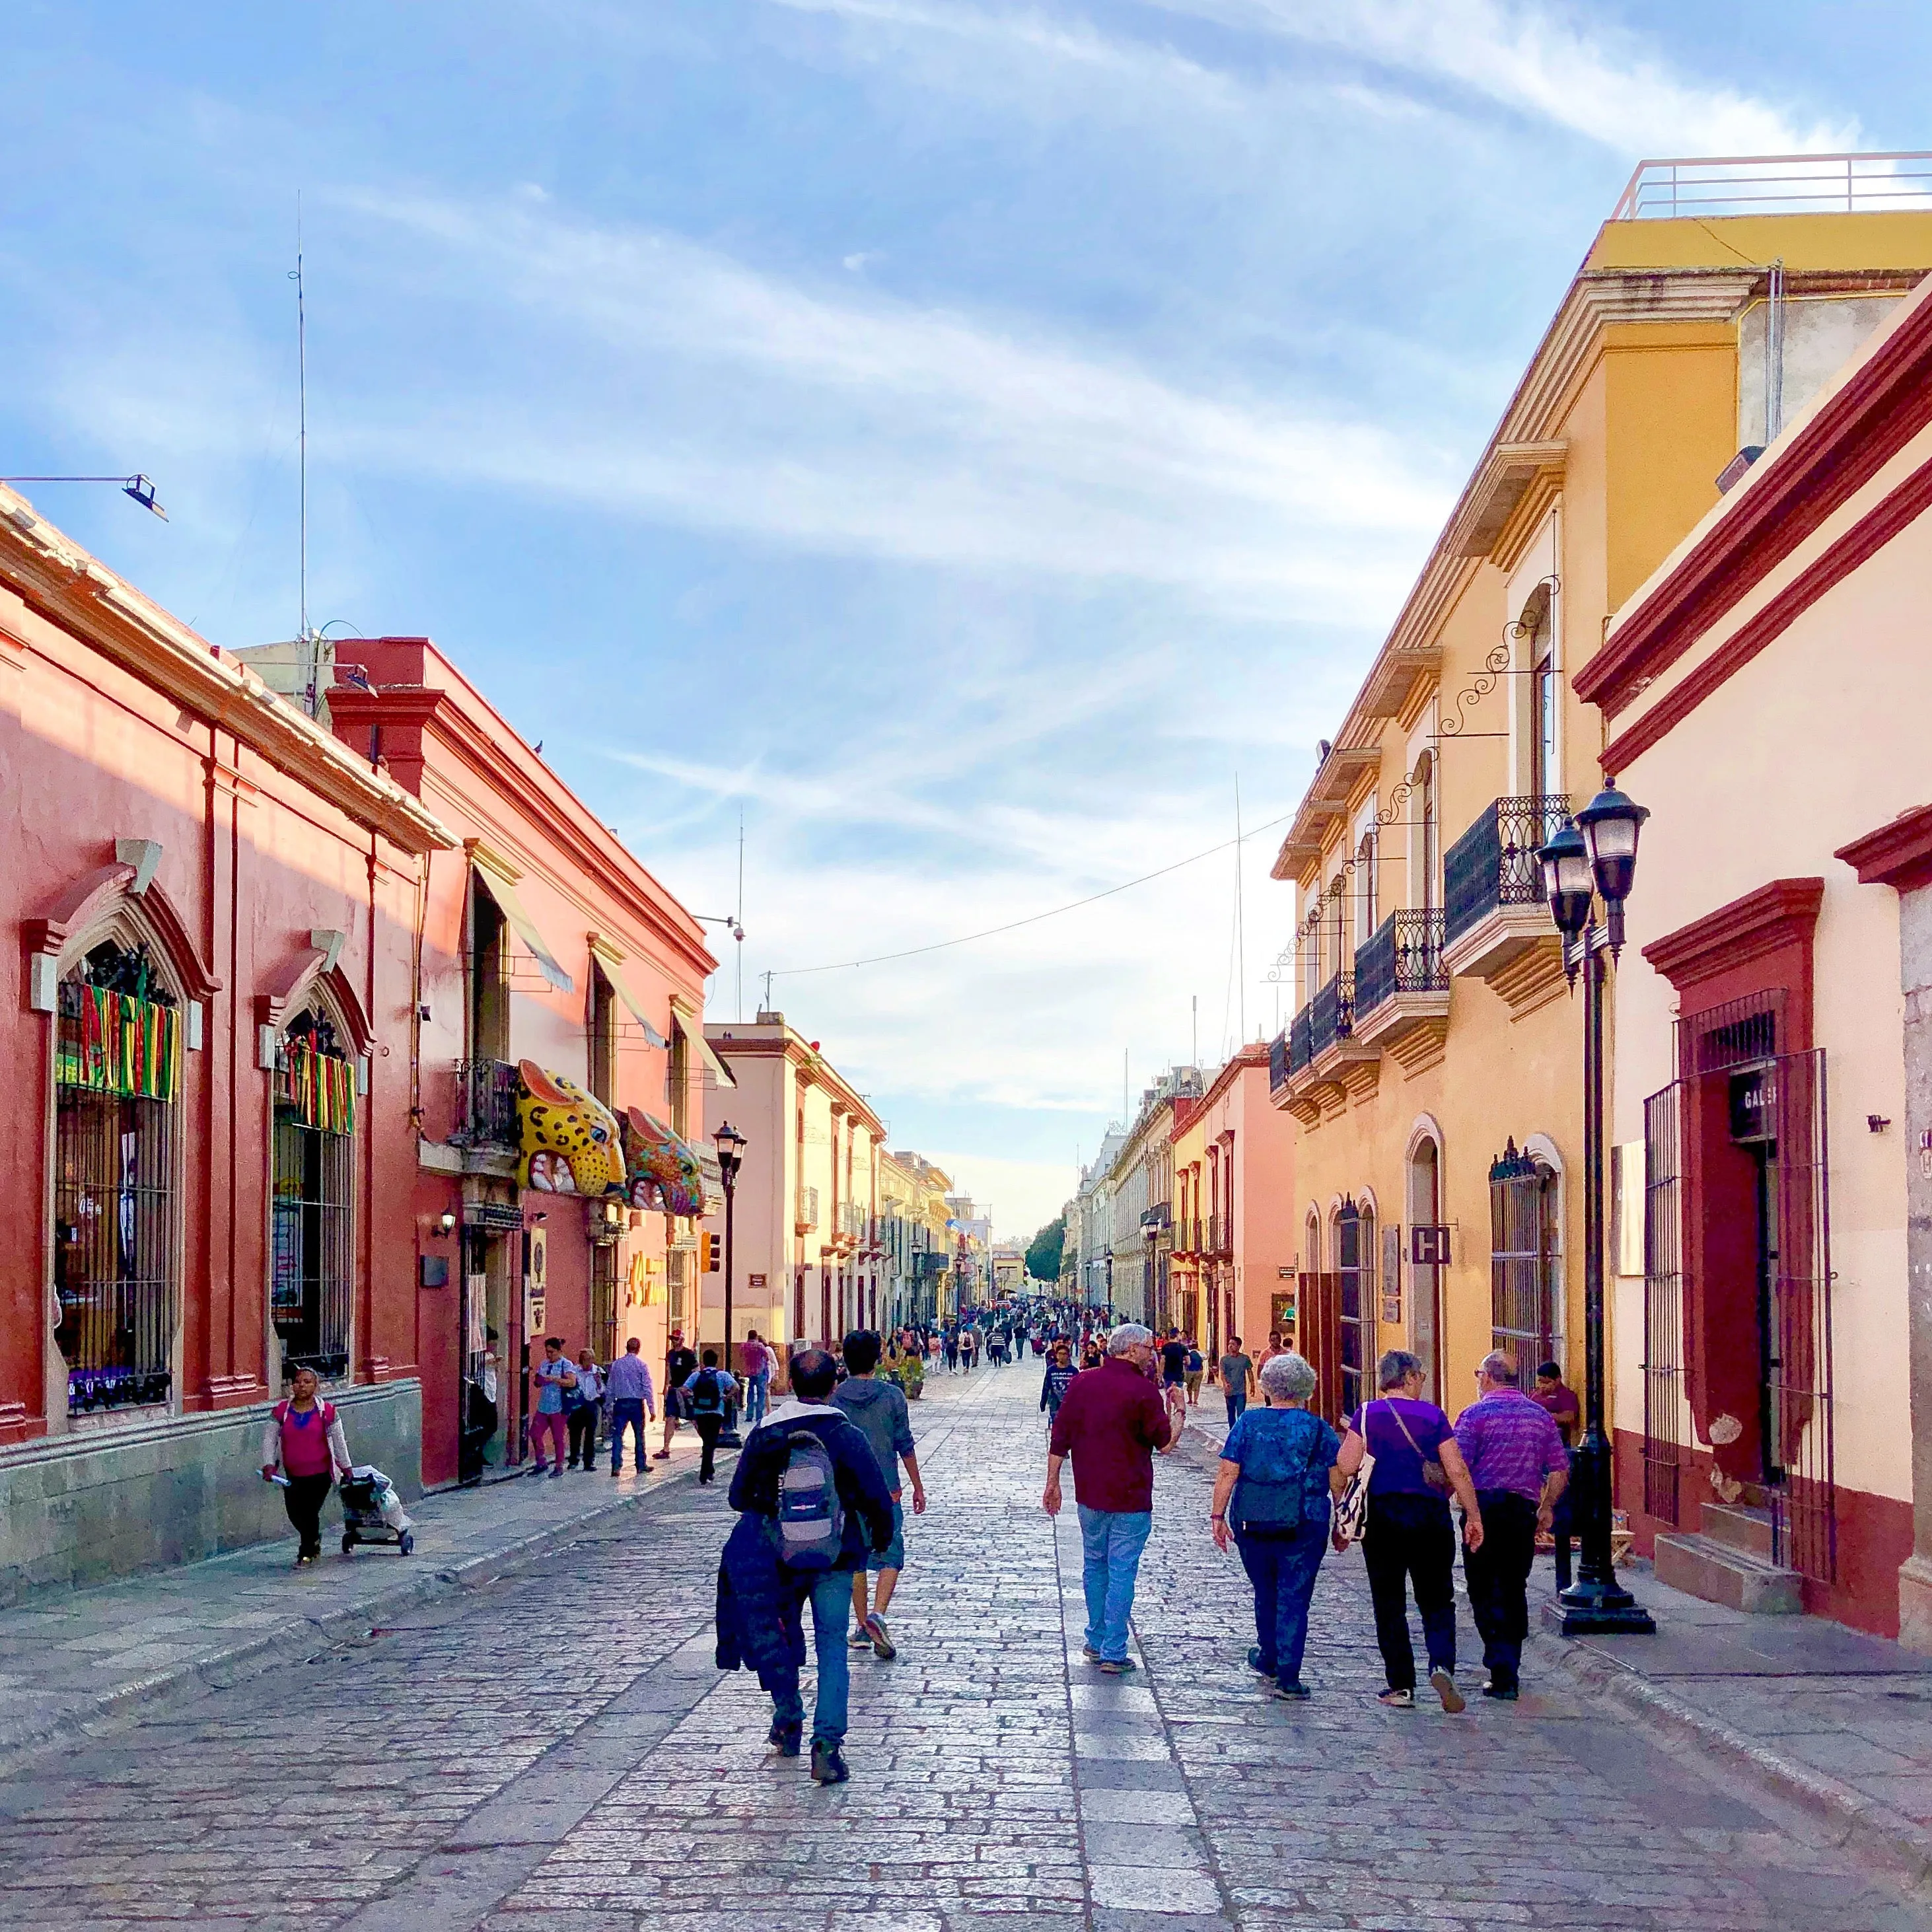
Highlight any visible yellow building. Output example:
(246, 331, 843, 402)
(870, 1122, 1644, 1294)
(1269, 161, 1932, 1427)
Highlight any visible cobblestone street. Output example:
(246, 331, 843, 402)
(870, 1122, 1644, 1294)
(1, 1365, 1926, 1932)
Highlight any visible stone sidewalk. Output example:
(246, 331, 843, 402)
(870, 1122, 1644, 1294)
(0, 1428, 714, 1772)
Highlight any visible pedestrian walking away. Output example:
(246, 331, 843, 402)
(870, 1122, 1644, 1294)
(1210, 1351, 1340, 1699)
(529, 1337, 577, 1477)
(1336, 1349, 1484, 1711)
(1530, 1358, 1582, 1591)
(742, 1330, 774, 1431)
(1454, 1351, 1569, 1699)
(1219, 1339, 1254, 1430)
(684, 1349, 739, 1483)
(657, 1329, 698, 1459)
(1184, 1342, 1204, 1406)
(943, 1328, 960, 1374)
(260, 1365, 352, 1565)
(832, 1329, 927, 1661)
(719, 1347, 896, 1786)
(1042, 1322, 1178, 1672)
(1040, 1340, 1077, 1429)
(565, 1348, 604, 1470)
(1159, 1328, 1188, 1394)
(606, 1337, 656, 1476)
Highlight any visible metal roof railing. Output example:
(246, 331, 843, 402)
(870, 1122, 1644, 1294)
(1611, 153, 1932, 221)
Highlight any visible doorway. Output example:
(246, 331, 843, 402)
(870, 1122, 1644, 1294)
(1408, 1136, 1443, 1404)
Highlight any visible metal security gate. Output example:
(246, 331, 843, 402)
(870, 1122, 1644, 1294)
(1641, 1081, 1685, 1528)
(1490, 1140, 1559, 1372)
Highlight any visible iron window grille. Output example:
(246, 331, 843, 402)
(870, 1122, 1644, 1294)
(1336, 1198, 1376, 1420)
(1489, 1138, 1560, 1373)
(53, 940, 181, 1415)
(451, 1057, 520, 1149)
(1444, 795, 1571, 950)
(272, 1012, 355, 1384)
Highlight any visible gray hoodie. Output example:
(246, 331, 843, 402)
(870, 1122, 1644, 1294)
(831, 1376, 917, 1491)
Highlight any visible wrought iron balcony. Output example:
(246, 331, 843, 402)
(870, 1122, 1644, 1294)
(1309, 972, 1355, 1059)
(1269, 1030, 1289, 1092)
(1444, 795, 1569, 950)
(450, 1057, 520, 1149)
(1288, 1007, 1314, 1075)
(1355, 909, 1449, 1017)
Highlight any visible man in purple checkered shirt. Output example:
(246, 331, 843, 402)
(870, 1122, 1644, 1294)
(1452, 1351, 1569, 1701)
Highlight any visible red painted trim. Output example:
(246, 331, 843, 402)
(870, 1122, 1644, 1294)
(255, 952, 376, 1057)
(1601, 453, 1932, 775)
(1642, 877, 1824, 998)
(1581, 282, 1932, 718)
(1837, 803, 1932, 896)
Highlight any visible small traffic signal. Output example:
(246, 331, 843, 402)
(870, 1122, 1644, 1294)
(701, 1231, 721, 1273)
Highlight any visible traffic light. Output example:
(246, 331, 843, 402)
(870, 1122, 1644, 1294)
(701, 1231, 721, 1273)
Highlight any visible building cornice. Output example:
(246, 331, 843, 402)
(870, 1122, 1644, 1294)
(1581, 274, 1932, 722)
(705, 1029, 884, 1137)
(1838, 805, 1932, 896)
(0, 491, 453, 857)
(1641, 877, 1825, 993)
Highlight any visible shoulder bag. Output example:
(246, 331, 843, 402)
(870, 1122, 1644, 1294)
(1384, 1399, 1450, 1494)
(1332, 1411, 1375, 1546)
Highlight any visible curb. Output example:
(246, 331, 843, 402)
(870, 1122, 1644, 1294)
(0, 1459, 707, 1777)
(1546, 1633, 1932, 1898)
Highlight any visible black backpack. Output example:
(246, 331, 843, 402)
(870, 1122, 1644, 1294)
(688, 1368, 725, 1415)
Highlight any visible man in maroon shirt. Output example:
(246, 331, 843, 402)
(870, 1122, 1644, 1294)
(1042, 1323, 1180, 1673)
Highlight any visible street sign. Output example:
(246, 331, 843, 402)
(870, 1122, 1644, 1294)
(1412, 1225, 1450, 1266)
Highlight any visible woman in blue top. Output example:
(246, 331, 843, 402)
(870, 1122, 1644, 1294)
(1210, 1351, 1340, 1701)
(1335, 1349, 1484, 1711)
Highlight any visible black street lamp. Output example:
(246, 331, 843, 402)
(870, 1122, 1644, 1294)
(713, 1122, 748, 1447)
(1537, 785, 1655, 1636)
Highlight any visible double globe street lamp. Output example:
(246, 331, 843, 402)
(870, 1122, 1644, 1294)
(1536, 786, 1657, 1636)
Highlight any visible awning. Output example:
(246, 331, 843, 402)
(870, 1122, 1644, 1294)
(598, 954, 668, 1050)
(473, 857, 574, 994)
(674, 1009, 736, 1089)
(622, 1106, 711, 1217)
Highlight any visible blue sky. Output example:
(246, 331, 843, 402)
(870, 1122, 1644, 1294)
(4, 1, 1923, 1237)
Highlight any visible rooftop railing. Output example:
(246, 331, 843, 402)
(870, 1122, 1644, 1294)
(1612, 153, 1932, 221)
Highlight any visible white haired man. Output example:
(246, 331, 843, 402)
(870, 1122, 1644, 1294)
(1041, 1323, 1180, 1674)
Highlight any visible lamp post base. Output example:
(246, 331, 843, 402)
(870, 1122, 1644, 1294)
(1553, 1578, 1656, 1636)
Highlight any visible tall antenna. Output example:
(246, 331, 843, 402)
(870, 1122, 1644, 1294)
(736, 806, 746, 1023)
(1234, 773, 1247, 1042)
(1123, 1049, 1129, 1124)
(761, 968, 775, 1015)
(1192, 993, 1198, 1069)
(288, 195, 318, 714)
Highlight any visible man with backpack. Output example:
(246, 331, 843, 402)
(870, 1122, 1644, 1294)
(724, 1348, 896, 1785)
(832, 1330, 925, 1661)
(682, 1348, 740, 1485)
(655, 1328, 699, 1461)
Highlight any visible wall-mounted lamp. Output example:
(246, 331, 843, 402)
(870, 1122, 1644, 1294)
(437, 1210, 458, 1236)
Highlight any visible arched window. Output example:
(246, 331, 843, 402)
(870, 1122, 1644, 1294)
(1416, 753, 1437, 913)
(1522, 587, 1559, 799)
(1408, 1134, 1443, 1402)
(1357, 830, 1377, 947)
(53, 932, 184, 1416)
(271, 1003, 357, 1383)
(1490, 1138, 1560, 1373)
(1335, 1197, 1375, 1418)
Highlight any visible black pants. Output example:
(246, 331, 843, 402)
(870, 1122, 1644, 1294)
(694, 1413, 723, 1482)
(1464, 1490, 1538, 1688)
(1361, 1493, 1457, 1692)
(1550, 1450, 1579, 1589)
(566, 1406, 598, 1468)
(282, 1473, 333, 1557)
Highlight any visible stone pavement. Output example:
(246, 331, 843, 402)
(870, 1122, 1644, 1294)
(0, 1420, 717, 1770)
(0, 1363, 1927, 1929)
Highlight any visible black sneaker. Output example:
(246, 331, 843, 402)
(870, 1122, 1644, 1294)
(1273, 1681, 1312, 1701)
(1096, 1657, 1137, 1675)
(768, 1721, 802, 1757)
(1081, 1644, 1102, 1661)
(809, 1739, 849, 1785)
(1247, 1647, 1277, 1678)
(1482, 1680, 1520, 1701)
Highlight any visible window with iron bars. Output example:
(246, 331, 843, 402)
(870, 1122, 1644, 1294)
(1489, 1139, 1560, 1373)
(271, 1009, 356, 1384)
(53, 937, 182, 1416)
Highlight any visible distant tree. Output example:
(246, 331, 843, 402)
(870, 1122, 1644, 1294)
(1026, 1216, 1065, 1286)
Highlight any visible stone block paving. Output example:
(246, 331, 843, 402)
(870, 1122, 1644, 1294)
(0, 1362, 1925, 1930)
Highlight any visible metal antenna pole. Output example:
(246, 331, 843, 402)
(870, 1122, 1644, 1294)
(736, 807, 746, 1023)
(1235, 774, 1246, 1042)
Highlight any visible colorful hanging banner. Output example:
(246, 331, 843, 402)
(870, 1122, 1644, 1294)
(56, 987, 180, 1101)
(282, 1041, 357, 1135)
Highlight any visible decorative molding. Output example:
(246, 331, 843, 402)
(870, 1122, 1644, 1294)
(1837, 805, 1932, 896)
(1582, 277, 1932, 720)
(1489, 939, 1571, 1022)
(1642, 877, 1826, 993)
(254, 948, 375, 1056)
(22, 855, 222, 999)
(1387, 1019, 1450, 1080)
(1448, 440, 1567, 561)
(1601, 452, 1932, 775)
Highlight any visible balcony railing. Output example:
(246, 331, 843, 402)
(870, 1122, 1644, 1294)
(1612, 153, 1932, 222)
(1444, 796, 1569, 950)
(450, 1057, 519, 1149)
(1289, 1007, 1314, 1075)
(1355, 908, 1449, 1015)
(1269, 1030, 1289, 1092)
(1310, 972, 1354, 1059)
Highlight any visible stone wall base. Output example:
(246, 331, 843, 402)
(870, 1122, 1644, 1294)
(0, 1382, 422, 1604)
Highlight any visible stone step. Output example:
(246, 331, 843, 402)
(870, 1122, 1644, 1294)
(1653, 1530, 1805, 1615)
(1701, 1501, 1777, 1561)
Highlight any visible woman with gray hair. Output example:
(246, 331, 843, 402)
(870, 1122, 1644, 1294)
(1334, 1349, 1484, 1711)
(1209, 1350, 1340, 1700)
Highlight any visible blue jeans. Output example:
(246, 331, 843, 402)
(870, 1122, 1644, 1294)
(759, 1569, 853, 1744)
(746, 1373, 771, 1429)
(1235, 1518, 1328, 1688)
(1077, 1505, 1152, 1663)
(1225, 1391, 1247, 1430)
(608, 1399, 647, 1472)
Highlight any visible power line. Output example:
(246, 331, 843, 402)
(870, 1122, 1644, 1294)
(769, 806, 1299, 980)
